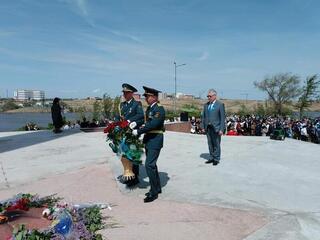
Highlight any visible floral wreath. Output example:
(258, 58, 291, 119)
(104, 120, 144, 165)
(0, 193, 108, 239)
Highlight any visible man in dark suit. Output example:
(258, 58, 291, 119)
(132, 86, 165, 203)
(201, 89, 225, 166)
(116, 83, 144, 187)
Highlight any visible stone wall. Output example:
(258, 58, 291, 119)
(165, 122, 191, 133)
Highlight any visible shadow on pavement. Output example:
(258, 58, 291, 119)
(200, 153, 211, 161)
(0, 130, 80, 154)
(127, 165, 170, 190)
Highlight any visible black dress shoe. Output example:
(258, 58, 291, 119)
(144, 194, 158, 203)
(205, 160, 214, 164)
(145, 190, 162, 196)
(212, 160, 220, 165)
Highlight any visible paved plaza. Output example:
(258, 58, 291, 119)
(0, 130, 319, 239)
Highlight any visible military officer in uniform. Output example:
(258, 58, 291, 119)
(132, 86, 165, 203)
(116, 83, 144, 187)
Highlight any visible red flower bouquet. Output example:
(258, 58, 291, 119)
(104, 120, 143, 164)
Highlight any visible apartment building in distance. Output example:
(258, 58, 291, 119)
(176, 92, 194, 99)
(178, 94, 194, 100)
(14, 90, 45, 101)
(158, 92, 167, 100)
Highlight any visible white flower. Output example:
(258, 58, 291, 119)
(42, 208, 51, 218)
(129, 144, 137, 150)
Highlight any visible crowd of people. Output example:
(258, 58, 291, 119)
(24, 122, 40, 131)
(58, 118, 109, 130)
(49, 97, 320, 144)
(77, 117, 108, 128)
(190, 115, 320, 144)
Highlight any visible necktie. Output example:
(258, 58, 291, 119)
(208, 103, 213, 111)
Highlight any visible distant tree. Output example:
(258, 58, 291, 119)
(263, 100, 278, 116)
(254, 103, 266, 117)
(60, 101, 72, 112)
(253, 101, 283, 116)
(102, 94, 113, 119)
(254, 73, 301, 115)
(1, 100, 19, 112)
(23, 101, 33, 107)
(76, 106, 87, 120)
(112, 96, 121, 118)
(237, 104, 251, 116)
(92, 100, 102, 121)
(181, 103, 201, 118)
(296, 74, 320, 119)
(165, 110, 176, 121)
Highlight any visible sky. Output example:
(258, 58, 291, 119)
(0, 0, 319, 100)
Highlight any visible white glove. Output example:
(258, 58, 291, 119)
(132, 130, 138, 136)
(129, 121, 137, 129)
(139, 133, 144, 141)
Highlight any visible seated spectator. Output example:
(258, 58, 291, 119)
(80, 117, 89, 128)
(227, 129, 238, 136)
(74, 120, 81, 128)
(300, 124, 308, 141)
(89, 119, 98, 128)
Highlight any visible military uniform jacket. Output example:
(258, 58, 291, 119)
(116, 98, 144, 127)
(138, 103, 165, 149)
(201, 100, 226, 132)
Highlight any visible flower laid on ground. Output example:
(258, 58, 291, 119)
(0, 193, 109, 240)
(0, 193, 60, 215)
(104, 120, 144, 164)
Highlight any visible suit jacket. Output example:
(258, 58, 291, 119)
(116, 98, 144, 127)
(201, 100, 226, 132)
(138, 103, 165, 149)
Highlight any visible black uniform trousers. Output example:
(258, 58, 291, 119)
(145, 148, 161, 196)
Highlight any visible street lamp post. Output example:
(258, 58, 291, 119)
(174, 61, 186, 114)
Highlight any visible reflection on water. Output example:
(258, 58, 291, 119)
(0, 112, 92, 132)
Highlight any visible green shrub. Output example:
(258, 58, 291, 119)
(1, 100, 19, 112)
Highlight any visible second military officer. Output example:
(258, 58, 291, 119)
(132, 86, 165, 203)
(116, 83, 144, 187)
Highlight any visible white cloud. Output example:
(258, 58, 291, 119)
(74, 0, 88, 16)
(60, 0, 94, 26)
(108, 29, 142, 43)
(92, 88, 100, 93)
(61, 0, 88, 15)
(198, 51, 209, 61)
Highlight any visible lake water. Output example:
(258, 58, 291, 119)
(0, 112, 93, 132)
(0, 111, 319, 132)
